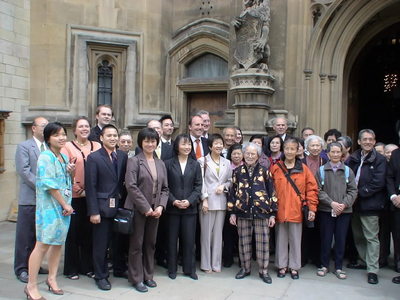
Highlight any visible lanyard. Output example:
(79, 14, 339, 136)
(50, 150, 70, 186)
(71, 140, 93, 166)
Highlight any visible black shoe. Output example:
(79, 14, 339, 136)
(235, 269, 250, 279)
(259, 273, 272, 284)
(168, 272, 177, 280)
(367, 273, 378, 284)
(184, 272, 198, 280)
(38, 267, 49, 274)
(223, 258, 233, 268)
(290, 270, 299, 280)
(156, 259, 168, 269)
(346, 262, 367, 270)
(395, 262, 400, 273)
(133, 282, 148, 293)
(114, 271, 128, 279)
(96, 278, 111, 290)
(144, 279, 157, 288)
(17, 271, 28, 283)
(277, 268, 287, 278)
(392, 276, 400, 284)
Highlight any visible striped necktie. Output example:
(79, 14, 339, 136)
(111, 152, 118, 174)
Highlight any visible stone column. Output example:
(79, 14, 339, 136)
(230, 68, 275, 141)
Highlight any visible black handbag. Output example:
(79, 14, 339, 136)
(113, 208, 134, 234)
(113, 157, 139, 234)
(277, 162, 314, 228)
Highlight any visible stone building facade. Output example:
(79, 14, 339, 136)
(0, 0, 399, 220)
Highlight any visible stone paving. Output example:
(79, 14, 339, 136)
(0, 221, 398, 300)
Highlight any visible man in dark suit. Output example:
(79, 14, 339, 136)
(88, 105, 113, 144)
(263, 117, 289, 156)
(189, 115, 209, 160)
(386, 148, 400, 283)
(14, 117, 49, 283)
(159, 115, 174, 146)
(86, 124, 128, 290)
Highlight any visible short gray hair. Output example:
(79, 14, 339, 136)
(196, 110, 209, 116)
(305, 135, 324, 150)
(358, 129, 375, 140)
(223, 127, 237, 136)
(242, 142, 262, 157)
(385, 144, 398, 151)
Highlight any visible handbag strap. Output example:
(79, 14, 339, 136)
(276, 162, 306, 204)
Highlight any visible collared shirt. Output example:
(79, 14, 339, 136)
(155, 141, 162, 158)
(33, 136, 47, 152)
(104, 147, 117, 162)
(161, 136, 172, 145)
(329, 161, 341, 173)
(191, 135, 204, 157)
(202, 133, 209, 139)
(222, 148, 228, 158)
(355, 151, 369, 186)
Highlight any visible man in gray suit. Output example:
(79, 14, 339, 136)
(14, 117, 49, 283)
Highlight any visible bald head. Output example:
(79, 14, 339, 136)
(273, 118, 288, 136)
(147, 120, 162, 137)
(32, 117, 49, 142)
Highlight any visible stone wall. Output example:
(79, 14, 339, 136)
(0, 0, 30, 220)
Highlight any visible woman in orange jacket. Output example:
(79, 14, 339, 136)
(271, 137, 318, 280)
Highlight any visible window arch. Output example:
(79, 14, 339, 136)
(186, 53, 228, 78)
(97, 59, 113, 106)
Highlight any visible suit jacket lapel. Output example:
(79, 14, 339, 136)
(116, 149, 124, 181)
(183, 159, 194, 177)
(100, 148, 117, 180)
(137, 153, 153, 179)
(31, 139, 40, 159)
(171, 157, 182, 176)
(206, 155, 220, 180)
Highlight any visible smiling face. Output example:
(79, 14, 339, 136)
(48, 128, 67, 152)
(224, 128, 236, 148)
(118, 135, 133, 153)
(273, 118, 288, 136)
(308, 139, 322, 157)
(142, 137, 157, 156)
(201, 114, 211, 134)
(235, 129, 242, 143)
(327, 145, 343, 164)
(326, 135, 337, 145)
(244, 145, 259, 166)
(161, 119, 174, 139)
(358, 132, 376, 154)
(189, 116, 204, 138)
(74, 119, 90, 141)
(270, 137, 281, 154)
(210, 138, 224, 155)
(178, 138, 192, 157)
(100, 127, 118, 151)
(96, 107, 112, 127)
(32, 117, 49, 142)
(148, 120, 162, 137)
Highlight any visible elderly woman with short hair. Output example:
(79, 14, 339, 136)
(337, 136, 353, 164)
(304, 135, 327, 176)
(228, 142, 277, 284)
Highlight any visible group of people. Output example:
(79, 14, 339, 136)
(14, 105, 400, 299)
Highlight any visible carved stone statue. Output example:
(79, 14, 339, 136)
(232, 0, 271, 72)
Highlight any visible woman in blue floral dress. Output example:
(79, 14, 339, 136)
(25, 122, 76, 300)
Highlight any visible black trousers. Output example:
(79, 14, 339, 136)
(155, 213, 168, 262)
(112, 231, 129, 275)
(167, 214, 197, 274)
(63, 198, 93, 276)
(14, 205, 36, 276)
(301, 213, 321, 267)
(222, 212, 238, 263)
(393, 208, 400, 269)
(379, 209, 395, 264)
(345, 218, 359, 263)
(93, 217, 113, 280)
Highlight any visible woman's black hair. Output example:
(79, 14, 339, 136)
(296, 137, 305, 149)
(207, 133, 224, 149)
(323, 128, 342, 142)
(72, 116, 91, 137)
(267, 134, 283, 152)
(137, 128, 159, 149)
(249, 134, 266, 147)
(44, 122, 67, 146)
(173, 134, 192, 156)
(227, 144, 243, 161)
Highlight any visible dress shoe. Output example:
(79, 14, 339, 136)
(235, 269, 250, 279)
(168, 272, 177, 279)
(367, 273, 378, 284)
(24, 286, 46, 300)
(392, 276, 400, 284)
(46, 279, 64, 295)
(144, 279, 157, 287)
(156, 259, 168, 269)
(17, 271, 29, 283)
(346, 262, 367, 270)
(259, 273, 272, 284)
(185, 272, 198, 280)
(133, 282, 148, 293)
(114, 271, 128, 279)
(38, 267, 49, 275)
(290, 270, 299, 280)
(96, 278, 111, 290)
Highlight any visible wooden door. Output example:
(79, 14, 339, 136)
(187, 92, 227, 135)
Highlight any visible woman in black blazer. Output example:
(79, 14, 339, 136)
(164, 134, 202, 280)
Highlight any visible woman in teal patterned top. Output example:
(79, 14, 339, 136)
(25, 122, 76, 300)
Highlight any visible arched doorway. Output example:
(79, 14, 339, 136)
(348, 24, 400, 144)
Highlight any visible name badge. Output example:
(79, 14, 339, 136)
(64, 189, 71, 197)
(109, 198, 116, 208)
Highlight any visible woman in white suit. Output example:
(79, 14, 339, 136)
(198, 134, 232, 273)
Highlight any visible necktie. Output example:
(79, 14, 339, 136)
(155, 144, 161, 159)
(195, 139, 201, 160)
(111, 152, 118, 175)
(40, 143, 45, 152)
